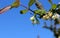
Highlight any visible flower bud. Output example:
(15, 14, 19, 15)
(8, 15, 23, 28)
(47, 12, 53, 17)
(30, 16, 35, 21)
(30, 16, 39, 24)
(43, 14, 50, 20)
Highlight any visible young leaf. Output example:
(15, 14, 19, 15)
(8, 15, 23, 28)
(34, 9, 46, 15)
(20, 9, 28, 14)
(34, 9, 41, 14)
(52, 4, 57, 9)
(11, 0, 20, 8)
(28, 0, 35, 7)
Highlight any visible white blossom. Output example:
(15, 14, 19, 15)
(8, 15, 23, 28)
(52, 13, 60, 20)
(30, 16, 39, 24)
(30, 16, 35, 21)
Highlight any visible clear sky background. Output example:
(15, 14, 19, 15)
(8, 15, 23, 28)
(0, 0, 60, 38)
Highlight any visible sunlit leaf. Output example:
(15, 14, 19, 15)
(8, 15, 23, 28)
(34, 9, 41, 14)
(52, 4, 57, 9)
(28, 0, 35, 7)
(34, 9, 46, 15)
(20, 9, 28, 14)
(11, 0, 20, 8)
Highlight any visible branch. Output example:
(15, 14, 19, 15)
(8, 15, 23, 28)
(43, 25, 53, 31)
(43, 22, 53, 31)
(0, 4, 34, 14)
(20, 4, 35, 13)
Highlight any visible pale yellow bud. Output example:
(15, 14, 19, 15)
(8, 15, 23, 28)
(43, 15, 46, 19)
(46, 16, 50, 20)
(43, 14, 50, 20)
(47, 12, 52, 17)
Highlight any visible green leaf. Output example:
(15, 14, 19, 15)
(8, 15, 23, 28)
(34, 9, 46, 15)
(11, 1, 20, 8)
(34, 9, 41, 14)
(28, 0, 35, 7)
(52, 4, 57, 9)
(20, 9, 28, 14)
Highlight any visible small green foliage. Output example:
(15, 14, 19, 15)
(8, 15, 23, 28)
(34, 9, 46, 15)
(20, 9, 28, 14)
(52, 4, 57, 9)
(34, 9, 41, 14)
(11, 1, 20, 8)
(28, 0, 35, 7)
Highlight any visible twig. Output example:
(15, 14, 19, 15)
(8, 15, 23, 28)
(43, 22, 53, 31)
(20, 4, 35, 13)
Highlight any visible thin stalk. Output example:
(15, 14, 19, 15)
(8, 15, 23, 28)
(20, 4, 35, 13)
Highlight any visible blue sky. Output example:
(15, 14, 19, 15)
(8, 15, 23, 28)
(0, 0, 60, 38)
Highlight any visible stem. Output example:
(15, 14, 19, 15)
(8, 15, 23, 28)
(20, 4, 35, 13)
